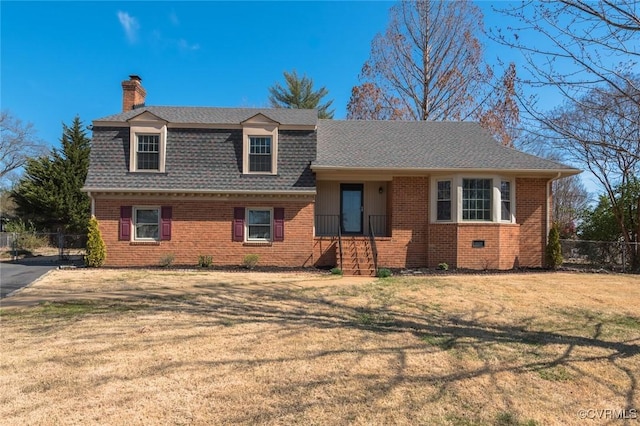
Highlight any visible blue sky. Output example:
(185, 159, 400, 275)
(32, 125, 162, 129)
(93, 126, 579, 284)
(2, 1, 527, 149)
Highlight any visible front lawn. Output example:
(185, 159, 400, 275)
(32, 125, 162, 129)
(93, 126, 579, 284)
(1, 270, 638, 425)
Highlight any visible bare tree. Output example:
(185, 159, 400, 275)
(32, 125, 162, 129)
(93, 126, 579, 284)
(540, 81, 640, 269)
(347, 0, 493, 121)
(552, 175, 590, 238)
(346, 0, 519, 146)
(478, 63, 520, 146)
(492, 0, 640, 159)
(0, 111, 45, 188)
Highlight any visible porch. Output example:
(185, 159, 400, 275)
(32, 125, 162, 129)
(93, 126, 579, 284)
(314, 180, 391, 238)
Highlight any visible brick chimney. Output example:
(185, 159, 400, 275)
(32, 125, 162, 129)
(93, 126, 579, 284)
(121, 75, 146, 111)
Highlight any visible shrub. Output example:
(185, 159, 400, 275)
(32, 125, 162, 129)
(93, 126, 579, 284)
(376, 268, 392, 278)
(545, 225, 563, 270)
(4, 219, 48, 252)
(198, 255, 213, 268)
(85, 216, 106, 267)
(438, 262, 449, 271)
(330, 267, 343, 275)
(243, 254, 259, 269)
(159, 253, 176, 268)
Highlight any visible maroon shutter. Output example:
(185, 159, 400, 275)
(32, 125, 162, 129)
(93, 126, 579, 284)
(273, 208, 284, 242)
(233, 207, 245, 241)
(120, 206, 132, 241)
(160, 206, 172, 241)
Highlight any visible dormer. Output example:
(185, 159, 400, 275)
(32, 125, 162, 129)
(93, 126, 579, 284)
(128, 111, 168, 173)
(241, 113, 280, 175)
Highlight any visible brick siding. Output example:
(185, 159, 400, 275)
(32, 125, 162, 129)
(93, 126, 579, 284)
(95, 197, 314, 267)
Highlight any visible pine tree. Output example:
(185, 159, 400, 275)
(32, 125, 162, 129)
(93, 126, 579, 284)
(545, 225, 563, 270)
(12, 116, 91, 233)
(268, 70, 335, 119)
(85, 216, 106, 267)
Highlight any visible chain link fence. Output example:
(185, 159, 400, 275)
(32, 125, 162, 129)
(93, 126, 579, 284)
(560, 239, 639, 273)
(0, 231, 86, 262)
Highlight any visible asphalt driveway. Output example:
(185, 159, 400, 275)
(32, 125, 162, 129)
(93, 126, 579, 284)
(0, 256, 61, 299)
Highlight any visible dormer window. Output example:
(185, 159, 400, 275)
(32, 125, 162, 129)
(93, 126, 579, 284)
(136, 134, 160, 170)
(249, 136, 272, 173)
(242, 113, 279, 175)
(127, 111, 167, 173)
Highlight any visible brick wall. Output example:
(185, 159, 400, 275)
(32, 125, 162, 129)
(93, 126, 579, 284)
(516, 178, 549, 267)
(455, 224, 521, 270)
(381, 176, 429, 268)
(428, 224, 457, 268)
(95, 197, 315, 267)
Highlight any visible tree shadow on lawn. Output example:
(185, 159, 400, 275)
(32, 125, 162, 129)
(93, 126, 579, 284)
(13, 281, 640, 424)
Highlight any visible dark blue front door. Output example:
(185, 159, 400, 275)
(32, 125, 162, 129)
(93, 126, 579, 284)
(341, 184, 363, 234)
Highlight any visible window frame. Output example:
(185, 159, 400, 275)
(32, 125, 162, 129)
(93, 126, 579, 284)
(500, 180, 513, 222)
(135, 134, 160, 171)
(133, 206, 160, 241)
(129, 122, 167, 173)
(245, 207, 273, 242)
(462, 178, 493, 222)
(436, 179, 452, 222)
(430, 175, 516, 224)
(242, 116, 278, 175)
(248, 136, 273, 173)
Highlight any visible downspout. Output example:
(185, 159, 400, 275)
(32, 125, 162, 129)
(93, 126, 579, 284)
(88, 192, 95, 217)
(546, 173, 562, 242)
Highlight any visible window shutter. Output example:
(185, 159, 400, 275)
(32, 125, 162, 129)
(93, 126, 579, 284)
(233, 207, 245, 241)
(160, 206, 172, 241)
(120, 206, 132, 241)
(273, 208, 284, 242)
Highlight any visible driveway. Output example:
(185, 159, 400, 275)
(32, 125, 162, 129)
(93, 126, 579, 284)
(0, 256, 62, 299)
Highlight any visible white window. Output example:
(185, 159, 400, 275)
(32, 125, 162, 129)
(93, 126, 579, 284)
(431, 176, 516, 223)
(134, 207, 160, 241)
(501, 181, 512, 221)
(128, 118, 167, 173)
(136, 134, 160, 170)
(241, 114, 278, 175)
(436, 180, 452, 221)
(246, 208, 272, 241)
(249, 137, 272, 173)
(462, 178, 492, 221)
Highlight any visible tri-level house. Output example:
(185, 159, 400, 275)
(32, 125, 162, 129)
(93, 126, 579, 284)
(84, 76, 580, 274)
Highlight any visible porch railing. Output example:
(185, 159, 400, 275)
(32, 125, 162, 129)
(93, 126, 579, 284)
(368, 218, 379, 273)
(368, 215, 388, 237)
(315, 215, 340, 236)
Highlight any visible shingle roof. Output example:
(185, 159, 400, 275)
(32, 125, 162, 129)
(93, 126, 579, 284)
(314, 120, 579, 172)
(84, 128, 316, 192)
(95, 106, 317, 126)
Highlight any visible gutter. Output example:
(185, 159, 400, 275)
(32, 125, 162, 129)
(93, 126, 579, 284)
(81, 187, 316, 196)
(311, 165, 581, 177)
(546, 172, 562, 246)
(88, 191, 95, 216)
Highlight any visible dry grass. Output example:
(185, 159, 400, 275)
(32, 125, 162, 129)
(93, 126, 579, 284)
(1, 270, 639, 425)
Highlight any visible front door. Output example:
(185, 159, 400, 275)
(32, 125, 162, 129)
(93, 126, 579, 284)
(341, 184, 363, 234)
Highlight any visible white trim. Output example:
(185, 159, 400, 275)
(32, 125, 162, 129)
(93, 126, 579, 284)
(245, 207, 273, 242)
(242, 123, 278, 175)
(132, 206, 161, 242)
(129, 123, 167, 173)
(312, 165, 581, 177)
(92, 121, 315, 131)
(432, 177, 454, 222)
(429, 174, 517, 224)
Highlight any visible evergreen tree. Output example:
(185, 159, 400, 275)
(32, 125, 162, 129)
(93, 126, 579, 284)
(545, 225, 563, 270)
(85, 216, 106, 267)
(268, 70, 335, 119)
(12, 116, 91, 233)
